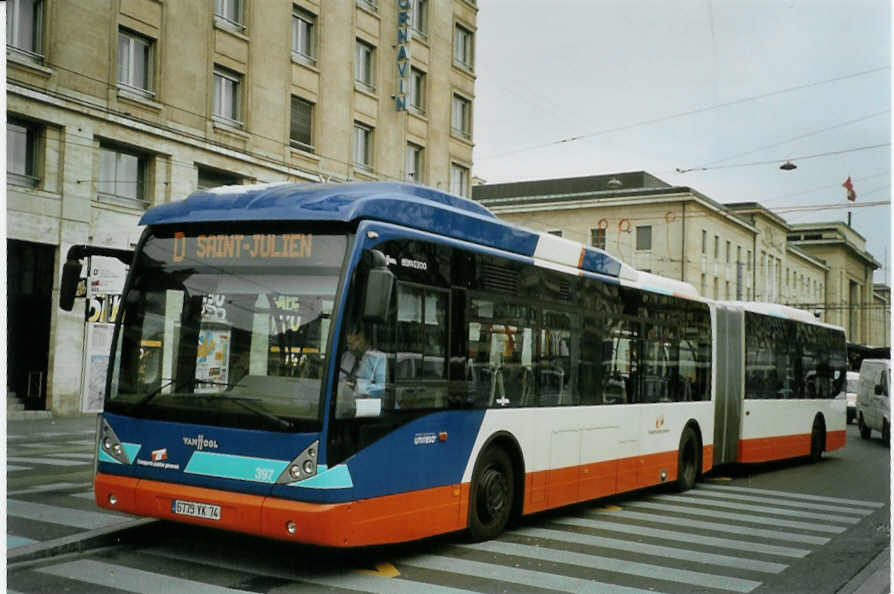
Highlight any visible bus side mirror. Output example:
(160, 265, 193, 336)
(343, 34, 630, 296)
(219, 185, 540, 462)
(59, 259, 83, 311)
(361, 250, 393, 323)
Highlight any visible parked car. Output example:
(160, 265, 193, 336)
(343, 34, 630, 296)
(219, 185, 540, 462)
(856, 359, 891, 442)
(845, 371, 859, 423)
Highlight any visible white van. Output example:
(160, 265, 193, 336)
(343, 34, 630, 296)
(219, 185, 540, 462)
(856, 359, 891, 442)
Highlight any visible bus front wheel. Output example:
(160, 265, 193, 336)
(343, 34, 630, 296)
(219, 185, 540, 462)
(676, 426, 699, 492)
(468, 447, 514, 541)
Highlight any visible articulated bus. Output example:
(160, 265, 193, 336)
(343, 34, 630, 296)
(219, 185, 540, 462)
(59, 182, 846, 546)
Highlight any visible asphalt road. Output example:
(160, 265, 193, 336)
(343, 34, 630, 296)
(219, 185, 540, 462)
(7, 418, 890, 594)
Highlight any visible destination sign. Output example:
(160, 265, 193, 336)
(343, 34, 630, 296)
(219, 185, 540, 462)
(172, 232, 313, 263)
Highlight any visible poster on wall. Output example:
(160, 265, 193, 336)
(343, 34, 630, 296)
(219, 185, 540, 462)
(195, 327, 232, 392)
(82, 322, 115, 412)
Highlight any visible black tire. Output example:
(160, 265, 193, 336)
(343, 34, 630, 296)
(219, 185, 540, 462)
(859, 415, 871, 440)
(810, 418, 825, 463)
(883, 421, 890, 446)
(676, 426, 699, 492)
(468, 447, 515, 541)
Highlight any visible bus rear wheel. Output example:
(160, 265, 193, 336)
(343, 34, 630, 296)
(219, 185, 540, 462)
(810, 418, 825, 463)
(676, 426, 699, 492)
(468, 447, 514, 541)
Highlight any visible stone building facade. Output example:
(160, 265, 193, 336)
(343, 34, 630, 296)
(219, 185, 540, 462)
(7, 0, 477, 414)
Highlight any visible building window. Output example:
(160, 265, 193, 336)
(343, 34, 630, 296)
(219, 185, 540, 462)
(410, 0, 428, 37)
(118, 30, 154, 97)
(409, 67, 426, 113)
(214, 0, 244, 31)
(357, 0, 377, 11)
(726, 281, 731, 300)
(453, 23, 473, 70)
(725, 240, 731, 263)
(449, 163, 469, 197)
(406, 143, 423, 183)
(590, 228, 606, 250)
(701, 273, 707, 296)
(98, 144, 147, 205)
(747, 249, 752, 271)
(636, 225, 652, 251)
(451, 94, 471, 139)
(213, 66, 242, 126)
(291, 6, 316, 65)
(701, 229, 707, 254)
(737, 245, 742, 263)
(353, 122, 373, 170)
(290, 96, 314, 152)
(547, 229, 563, 237)
(7, 118, 40, 187)
(197, 166, 240, 190)
(713, 277, 719, 299)
(714, 235, 719, 259)
(355, 39, 375, 91)
(7, 0, 44, 60)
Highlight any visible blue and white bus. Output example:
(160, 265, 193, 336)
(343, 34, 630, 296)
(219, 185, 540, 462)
(59, 182, 845, 546)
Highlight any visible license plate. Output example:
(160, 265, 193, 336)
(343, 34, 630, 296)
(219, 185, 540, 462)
(171, 499, 221, 521)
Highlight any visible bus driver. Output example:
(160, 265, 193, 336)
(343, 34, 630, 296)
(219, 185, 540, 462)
(339, 325, 386, 399)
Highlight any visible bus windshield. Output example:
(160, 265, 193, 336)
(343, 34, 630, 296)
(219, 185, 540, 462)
(106, 228, 348, 432)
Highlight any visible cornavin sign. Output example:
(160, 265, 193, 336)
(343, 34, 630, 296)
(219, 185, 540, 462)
(394, 0, 411, 110)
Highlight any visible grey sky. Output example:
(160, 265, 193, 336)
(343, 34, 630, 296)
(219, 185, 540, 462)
(473, 0, 891, 282)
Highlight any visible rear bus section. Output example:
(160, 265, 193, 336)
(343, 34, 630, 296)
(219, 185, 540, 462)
(712, 302, 847, 466)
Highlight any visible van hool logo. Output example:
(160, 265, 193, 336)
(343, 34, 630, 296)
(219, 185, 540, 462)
(182, 434, 219, 450)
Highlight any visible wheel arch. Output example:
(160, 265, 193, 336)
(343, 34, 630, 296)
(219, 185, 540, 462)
(473, 430, 526, 519)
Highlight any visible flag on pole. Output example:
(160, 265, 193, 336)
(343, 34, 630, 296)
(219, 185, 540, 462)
(842, 176, 856, 202)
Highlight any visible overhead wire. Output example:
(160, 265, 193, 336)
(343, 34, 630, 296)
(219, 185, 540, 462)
(477, 65, 890, 161)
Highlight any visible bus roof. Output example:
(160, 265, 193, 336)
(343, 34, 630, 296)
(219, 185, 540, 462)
(140, 181, 625, 278)
(725, 301, 845, 332)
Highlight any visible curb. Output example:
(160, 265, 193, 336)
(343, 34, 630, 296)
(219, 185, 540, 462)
(838, 547, 890, 594)
(7, 410, 55, 421)
(7, 518, 159, 566)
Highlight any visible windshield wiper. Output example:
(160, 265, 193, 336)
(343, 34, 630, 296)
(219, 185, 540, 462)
(128, 378, 202, 414)
(190, 393, 293, 430)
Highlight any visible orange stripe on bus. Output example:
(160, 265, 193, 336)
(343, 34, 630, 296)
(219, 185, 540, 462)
(92, 442, 720, 546)
(523, 446, 704, 514)
(737, 429, 846, 463)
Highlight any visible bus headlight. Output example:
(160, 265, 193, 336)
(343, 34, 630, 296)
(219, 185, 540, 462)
(275, 440, 319, 484)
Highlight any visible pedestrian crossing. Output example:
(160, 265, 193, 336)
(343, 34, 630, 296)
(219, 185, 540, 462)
(6, 425, 136, 553)
(7, 480, 886, 594)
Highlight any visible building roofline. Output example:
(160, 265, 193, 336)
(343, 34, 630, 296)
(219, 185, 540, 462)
(474, 174, 757, 234)
(724, 202, 792, 230)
